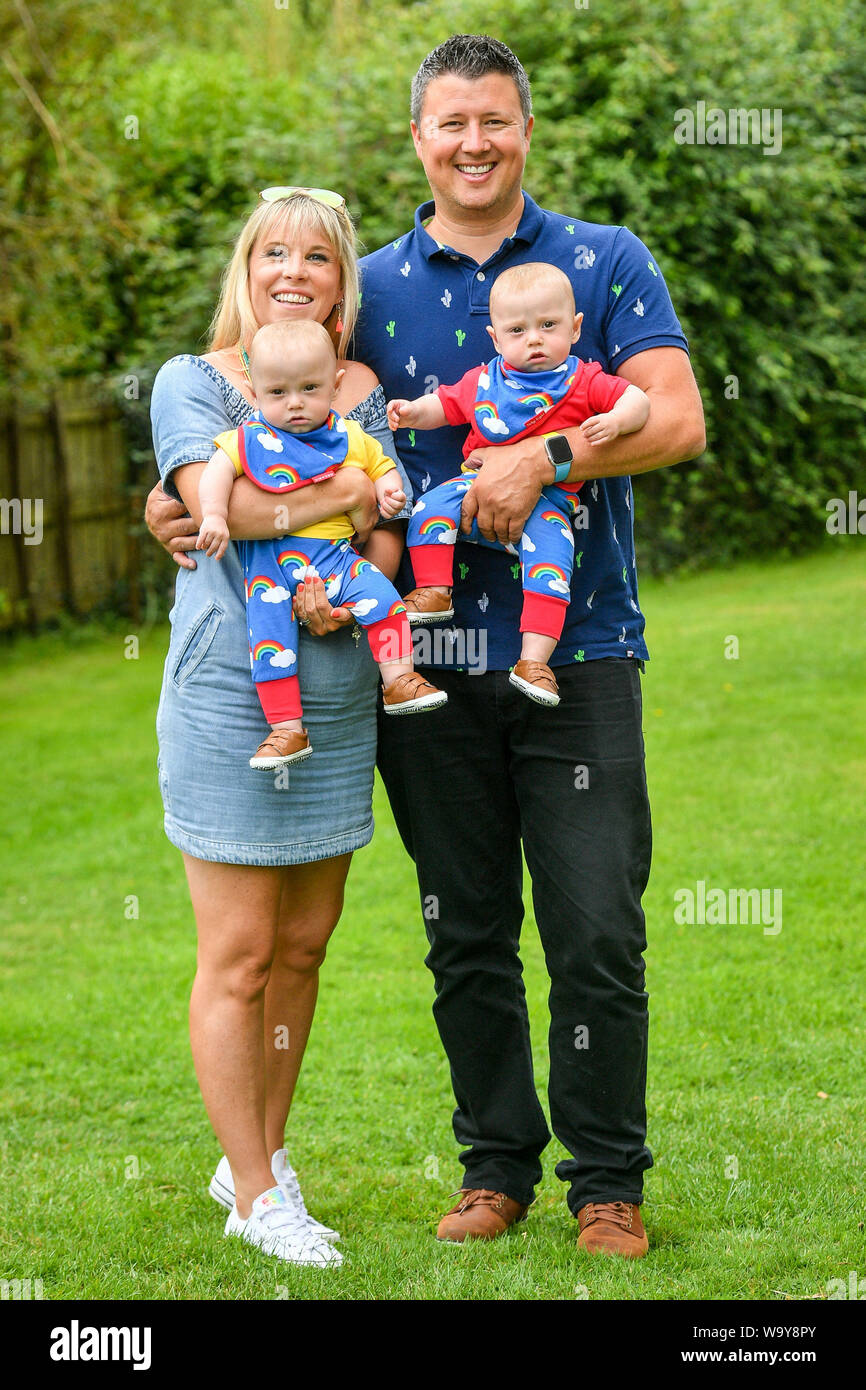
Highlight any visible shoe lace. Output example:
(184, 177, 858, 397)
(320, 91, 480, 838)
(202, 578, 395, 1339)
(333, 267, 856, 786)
(580, 1201, 634, 1231)
(451, 1188, 508, 1214)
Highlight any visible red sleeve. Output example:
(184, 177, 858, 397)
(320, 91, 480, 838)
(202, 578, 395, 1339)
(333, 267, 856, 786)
(586, 363, 630, 416)
(437, 364, 486, 427)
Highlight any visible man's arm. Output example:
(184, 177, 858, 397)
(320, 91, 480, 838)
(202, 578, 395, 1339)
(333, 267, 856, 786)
(145, 462, 379, 569)
(460, 347, 706, 545)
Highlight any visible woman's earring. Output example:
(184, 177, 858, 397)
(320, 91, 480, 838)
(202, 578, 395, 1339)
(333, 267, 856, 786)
(335, 301, 344, 334)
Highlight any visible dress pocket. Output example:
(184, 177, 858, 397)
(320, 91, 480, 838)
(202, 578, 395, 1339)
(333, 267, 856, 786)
(171, 602, 224, 689)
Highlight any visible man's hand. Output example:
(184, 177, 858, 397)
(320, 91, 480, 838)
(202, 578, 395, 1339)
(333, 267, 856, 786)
(460, 436, 549, 545)
(294, 573, 354, 636)
(145, 483, 200, 570)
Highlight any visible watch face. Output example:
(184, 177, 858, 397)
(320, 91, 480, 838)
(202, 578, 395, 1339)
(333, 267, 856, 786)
(546, 435, 573, 466)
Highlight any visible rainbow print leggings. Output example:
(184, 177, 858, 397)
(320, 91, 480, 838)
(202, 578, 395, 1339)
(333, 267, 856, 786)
(406, 474, 580, 641)
(240, 535, 409, 723)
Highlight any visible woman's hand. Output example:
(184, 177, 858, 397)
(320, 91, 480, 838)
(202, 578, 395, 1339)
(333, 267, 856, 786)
(294, 574, 355, 636)
(145, 483, 200, 570)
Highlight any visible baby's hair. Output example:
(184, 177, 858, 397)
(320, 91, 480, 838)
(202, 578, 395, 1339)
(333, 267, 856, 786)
(249, 319, 337, 371)
(489, 262, 576, 317)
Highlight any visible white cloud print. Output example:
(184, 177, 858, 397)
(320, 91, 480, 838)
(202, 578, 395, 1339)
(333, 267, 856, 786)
(411, 499, 426, 515)
(560, 527, 574, 546)
(437, 528, 459, 544)
(269, 649, 296, 667)
(482, 418, 510, 436)
(257, 433, 283, 452)
(348, 598, 379, 618)
(335, 417, 348, 432)
(259, 586, 292, 604)
(548, 577, 570, 595)
(478, 371, 490, 390)
(521, 534, 537, 552)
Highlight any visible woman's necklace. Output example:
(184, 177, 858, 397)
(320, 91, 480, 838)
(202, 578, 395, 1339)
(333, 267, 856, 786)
(237, 343, 253, 389)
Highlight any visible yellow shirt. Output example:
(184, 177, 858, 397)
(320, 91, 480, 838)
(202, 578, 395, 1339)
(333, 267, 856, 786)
(214, 419, 396, 540)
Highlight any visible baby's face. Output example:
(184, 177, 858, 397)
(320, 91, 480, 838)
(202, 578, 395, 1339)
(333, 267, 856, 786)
(251, 340, 337, 433)
(488, 283, 581, 372)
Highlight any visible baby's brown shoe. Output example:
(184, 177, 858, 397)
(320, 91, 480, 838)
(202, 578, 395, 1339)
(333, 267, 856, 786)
(249, 728, 313, 769)
(401, 587, 455, 625)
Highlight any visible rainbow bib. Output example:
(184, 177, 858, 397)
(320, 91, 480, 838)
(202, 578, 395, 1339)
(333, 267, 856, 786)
(238, 410, 350, 494)
(473, 355, 580, 442)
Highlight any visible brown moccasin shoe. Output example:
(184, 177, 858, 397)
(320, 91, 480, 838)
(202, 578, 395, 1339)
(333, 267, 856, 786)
(382, 671, 448, 715)
(249, 727, 313, 770)
(402, 587, 455, 625)
(576, 1201, 648, 1258)
(437, 1188, 529, 1243)
(509, 659, 560, 707)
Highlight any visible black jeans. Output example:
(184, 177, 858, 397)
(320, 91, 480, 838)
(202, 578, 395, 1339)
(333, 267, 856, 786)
(376, 657, 653, 1214)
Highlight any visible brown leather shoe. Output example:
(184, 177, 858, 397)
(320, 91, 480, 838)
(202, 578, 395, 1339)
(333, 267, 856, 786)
(402, 587, 455, 625)
(437, 1188, 529, 1243)
(249, 727, 313, 769)
(576, 1201, 648, 1258)
(509, 659, 560, 707)
(382, 671, 448, 715)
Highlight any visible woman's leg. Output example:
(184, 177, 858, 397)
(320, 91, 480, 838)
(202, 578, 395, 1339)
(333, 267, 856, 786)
(262, 852, 352, 1156)
(183, 853, 284, 1218)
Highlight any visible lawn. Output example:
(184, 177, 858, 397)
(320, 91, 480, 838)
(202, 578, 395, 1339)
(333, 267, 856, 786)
(1, 544, 864, 1301)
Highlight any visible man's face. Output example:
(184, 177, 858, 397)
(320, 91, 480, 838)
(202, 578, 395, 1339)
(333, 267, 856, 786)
(488, 284, 582, 372)
(411, 73, 532, 220)
(251, 340, 338, 433)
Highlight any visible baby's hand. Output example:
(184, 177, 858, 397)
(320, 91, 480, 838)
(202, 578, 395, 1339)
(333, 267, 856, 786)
(197, 513, 230, 559)
(375, 473, 406, 519)
(387, 398, 413, 432)
(580, 413, 622, 446)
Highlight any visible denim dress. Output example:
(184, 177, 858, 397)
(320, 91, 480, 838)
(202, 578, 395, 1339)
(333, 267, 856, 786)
(150, 354, 411, 865)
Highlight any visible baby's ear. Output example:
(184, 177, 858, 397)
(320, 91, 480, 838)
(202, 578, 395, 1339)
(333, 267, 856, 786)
(333, 367, 346, 395)
(485, 324, 497, 346)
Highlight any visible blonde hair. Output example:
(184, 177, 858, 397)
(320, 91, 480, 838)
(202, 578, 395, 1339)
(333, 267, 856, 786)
(208, 194, 359, 359)
(489, 262, 576, 317)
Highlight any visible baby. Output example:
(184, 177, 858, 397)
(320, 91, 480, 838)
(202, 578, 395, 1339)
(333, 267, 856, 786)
(198, 320, 446, 768)
(387, 262, 650, 706)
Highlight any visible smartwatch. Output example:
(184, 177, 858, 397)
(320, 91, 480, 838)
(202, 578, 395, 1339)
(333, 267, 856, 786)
(542, 433, 573, 484)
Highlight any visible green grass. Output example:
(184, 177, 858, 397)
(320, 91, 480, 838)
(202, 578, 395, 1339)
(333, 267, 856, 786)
(1, 545, 864, 1301)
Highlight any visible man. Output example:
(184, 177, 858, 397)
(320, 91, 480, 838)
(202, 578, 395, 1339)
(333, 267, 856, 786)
(354, 35, 704, 1257)
(148, 34, 704, 1257)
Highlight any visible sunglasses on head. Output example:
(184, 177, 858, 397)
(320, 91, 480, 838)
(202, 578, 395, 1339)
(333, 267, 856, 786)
(259, 186, 346, 211)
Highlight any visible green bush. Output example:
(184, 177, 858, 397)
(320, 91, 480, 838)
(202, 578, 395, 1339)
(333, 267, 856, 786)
(2, 0, 863, 571)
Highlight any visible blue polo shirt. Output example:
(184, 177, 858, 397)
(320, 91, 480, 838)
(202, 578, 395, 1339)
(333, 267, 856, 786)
(354, 192, 689, 672)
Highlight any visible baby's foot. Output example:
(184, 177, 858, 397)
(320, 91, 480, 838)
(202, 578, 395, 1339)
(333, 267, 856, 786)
(382, 672, 448, 715)
(250, 728, 313, 769)
(509, 660, 560, 707)
(401, 587, 454, 625)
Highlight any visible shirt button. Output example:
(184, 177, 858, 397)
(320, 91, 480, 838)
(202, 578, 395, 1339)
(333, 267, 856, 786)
(476, 271, 486, 281)
(450, 254, 459, 261)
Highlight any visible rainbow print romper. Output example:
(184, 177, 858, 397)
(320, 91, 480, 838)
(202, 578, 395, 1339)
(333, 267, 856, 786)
(231, 412, 409, 721)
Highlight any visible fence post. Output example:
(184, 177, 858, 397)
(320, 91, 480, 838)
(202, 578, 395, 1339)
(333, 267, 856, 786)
(47, 393, 77, 616)
(5, 413, 37, 630)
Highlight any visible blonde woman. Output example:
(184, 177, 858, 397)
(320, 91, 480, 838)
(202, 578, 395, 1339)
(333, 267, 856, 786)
(147, 190, 410, 1266)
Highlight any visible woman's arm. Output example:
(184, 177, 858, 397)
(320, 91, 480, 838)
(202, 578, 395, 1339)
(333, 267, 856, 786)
(146, 462, 379, 567)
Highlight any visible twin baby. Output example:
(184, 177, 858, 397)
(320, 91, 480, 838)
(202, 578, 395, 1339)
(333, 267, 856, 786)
(198, 262, 649, 769)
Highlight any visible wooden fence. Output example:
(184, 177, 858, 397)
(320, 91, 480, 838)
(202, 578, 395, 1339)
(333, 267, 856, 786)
(0, 386, 141, 632)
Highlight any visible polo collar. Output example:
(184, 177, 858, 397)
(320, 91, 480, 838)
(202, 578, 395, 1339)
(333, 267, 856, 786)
(413, 191, 544, 262)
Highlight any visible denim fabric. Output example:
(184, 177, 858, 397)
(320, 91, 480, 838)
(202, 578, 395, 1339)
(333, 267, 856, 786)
(151, 356, 401, 864)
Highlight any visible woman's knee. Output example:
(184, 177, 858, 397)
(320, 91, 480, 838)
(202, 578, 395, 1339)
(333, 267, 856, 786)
(196, 946, 274, 1002)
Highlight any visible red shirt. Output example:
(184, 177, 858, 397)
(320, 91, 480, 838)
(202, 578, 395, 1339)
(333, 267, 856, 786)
(437, 359, 629, 495)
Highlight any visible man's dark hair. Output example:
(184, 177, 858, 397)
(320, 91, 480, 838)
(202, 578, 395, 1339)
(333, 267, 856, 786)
(411, 34, 532, 129)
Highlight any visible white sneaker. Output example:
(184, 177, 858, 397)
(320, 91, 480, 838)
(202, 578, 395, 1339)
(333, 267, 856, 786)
(209, 1150, 341, 1242)
(224, 1186, 342, 1267)
(271, 1148, 341, 1242)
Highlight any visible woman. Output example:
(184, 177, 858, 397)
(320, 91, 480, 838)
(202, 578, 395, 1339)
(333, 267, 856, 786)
(149, 188, 409, 1267)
